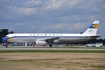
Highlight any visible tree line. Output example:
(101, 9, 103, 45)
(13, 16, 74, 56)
(79, 39, 105, 45)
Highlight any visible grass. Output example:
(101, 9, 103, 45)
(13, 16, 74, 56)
(0, 52, 105, 70)
(91, 65, 105, 68)
(0, 50, 105, 53)
(1, 57, 105, 70)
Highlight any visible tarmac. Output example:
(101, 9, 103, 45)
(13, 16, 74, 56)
(0, 46, 105, 51)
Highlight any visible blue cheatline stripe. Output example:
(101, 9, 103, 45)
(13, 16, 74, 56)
(11, 36, 90, 38)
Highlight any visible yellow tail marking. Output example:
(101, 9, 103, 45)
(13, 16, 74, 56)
(93, 24, 98, 28)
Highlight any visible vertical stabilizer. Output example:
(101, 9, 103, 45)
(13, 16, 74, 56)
(83, 20, 99, 34)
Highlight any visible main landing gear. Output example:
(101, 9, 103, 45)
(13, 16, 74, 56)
(49, 44, 52, 47)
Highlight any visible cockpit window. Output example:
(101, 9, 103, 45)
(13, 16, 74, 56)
(6, 36, 9, 38)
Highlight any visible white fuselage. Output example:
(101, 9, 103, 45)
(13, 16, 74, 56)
(6, 33, 99, 43)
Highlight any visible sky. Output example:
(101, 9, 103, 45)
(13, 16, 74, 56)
(0, 0, 105, 38)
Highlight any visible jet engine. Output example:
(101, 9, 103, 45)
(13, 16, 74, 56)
(35, 41, 47, 46)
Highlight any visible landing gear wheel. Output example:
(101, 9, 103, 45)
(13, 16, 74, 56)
(49, 44, 52, 47)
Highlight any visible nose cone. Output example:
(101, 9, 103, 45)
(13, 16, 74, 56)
(2, 38, 12, 43)
(2, 37, 8, 43)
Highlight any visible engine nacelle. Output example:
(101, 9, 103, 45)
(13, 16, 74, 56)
(36, 41, 47, 46)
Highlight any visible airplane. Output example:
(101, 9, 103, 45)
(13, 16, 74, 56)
(2, 20, 100, 47)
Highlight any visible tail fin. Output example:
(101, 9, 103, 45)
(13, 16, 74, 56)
(83, 20, 99, 34)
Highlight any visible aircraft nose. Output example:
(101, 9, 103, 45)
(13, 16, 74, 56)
(2, 37, 8, 43)
(2, 37, 12, 43)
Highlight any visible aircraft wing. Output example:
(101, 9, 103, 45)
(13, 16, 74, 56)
(40, 37, 60, 41)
